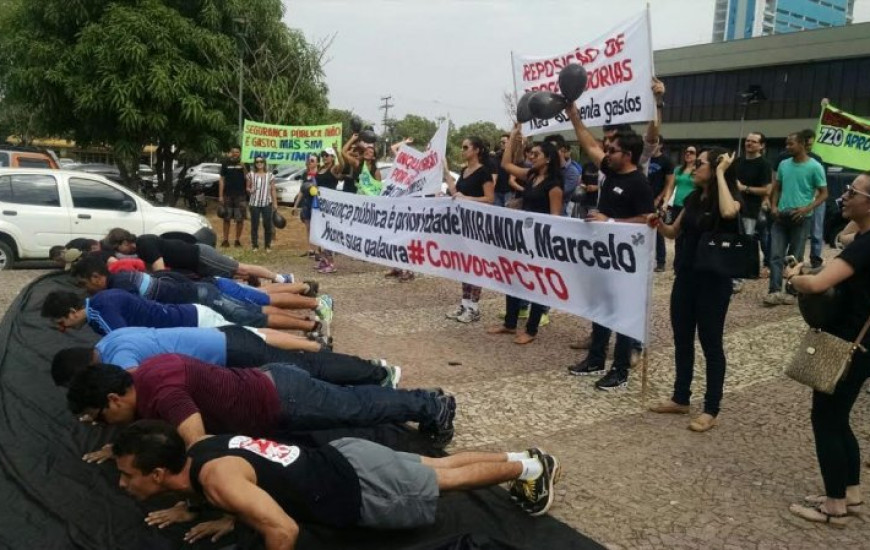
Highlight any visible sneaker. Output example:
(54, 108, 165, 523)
(538, 313, 550, 327)
(251, 246, 259, 252)
(456, 308, 481, 323)
(278, 273, 295, 284)
(317, 263, 337, 274)
(315, 258, 329, 271)
(763, 292, 795, 306)
(508, 447, 544, 503)
(517, 307, 530, 320)
(303, 280, 319, 298)
(567, 358, 605, 376)
(234, 240, 242, 247)
(264, 247, 272, 253)
(314, 335, 333, 351)
(595, 368, 629, 391)
(517, 450, 560, 517)
(426, 394, 456, 448)
(220, 240, 230, 248)
(381, 365, 402, 389)
(315, 295, 334, 338)
(445, 305, 465, 320)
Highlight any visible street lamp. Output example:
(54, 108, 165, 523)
(233, 17, 249, 143)
(737, 85, 766, 156)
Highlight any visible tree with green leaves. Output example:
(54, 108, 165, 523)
(0, 0, 329, 200)
(392, 114, 438, 151)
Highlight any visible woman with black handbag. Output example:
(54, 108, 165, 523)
(784, 173, 870, 527)
(646, 147, 741, 432)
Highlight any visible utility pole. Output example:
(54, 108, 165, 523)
(379, 95, 394, 159)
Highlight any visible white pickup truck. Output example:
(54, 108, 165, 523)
(0, 168, 216, 270)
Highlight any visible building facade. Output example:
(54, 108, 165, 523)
(713, 0, 855, 42)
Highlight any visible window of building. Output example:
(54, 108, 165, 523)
(69, 177, 134, 211)
(0, 174, 60, 206)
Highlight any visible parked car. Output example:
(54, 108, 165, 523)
(57, 158, 77, 169)
(183, 163, 222, 197)
(274, 166, 306, 205)
(0, 146, 59, 169)
(0, 168, 215, 270)
(66, 163, 125, 184)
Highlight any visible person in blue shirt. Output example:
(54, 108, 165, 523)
(49, 326, 400, 389)
(41, 289, 325, 352)
(69, 256, 332, 335)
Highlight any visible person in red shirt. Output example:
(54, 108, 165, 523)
(66, 354, 455, 461)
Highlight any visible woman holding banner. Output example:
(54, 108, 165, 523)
(486, 127, 563, 344)
(314, 146, 343, 273)
(647, 147, 741, 433)
(444, 136, 495, 324)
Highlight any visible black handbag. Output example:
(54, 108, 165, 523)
(694, 214, 755, 278)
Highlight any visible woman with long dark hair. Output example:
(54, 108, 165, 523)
(487, 127, 563, 344)
(669, 145, 697, 220)
(341, 134, 382, 196)
(785, 173, 870, 527)
(443, 136, 495, 323)
(246, 156, 277, 252)
(648, 147, 741, 432)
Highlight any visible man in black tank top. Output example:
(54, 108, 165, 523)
(113, 421, 561, 546)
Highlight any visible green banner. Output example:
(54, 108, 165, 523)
(814, 104, 870, 171)
(241, 120, 343, 166)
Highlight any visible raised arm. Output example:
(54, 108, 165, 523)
(341, 135, 360, 169)
(644, 78, 666, 151)
(390, 137, 412, 156)
(714, 153, 741, 219)
(501, 124, 531, 180)
(565, 103, 605, 167)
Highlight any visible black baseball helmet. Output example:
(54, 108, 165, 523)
(272, 210, 287, 229)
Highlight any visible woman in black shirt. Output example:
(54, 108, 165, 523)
(314, 147, 343, 273)
(444, 136, 495, 323)
(485, 129, 563, 343)
(785, 173, 870, 527)
(648, 147, 741, 432)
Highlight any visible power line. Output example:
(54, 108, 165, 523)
(379, 95, 394, 157)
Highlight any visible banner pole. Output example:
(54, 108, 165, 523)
(510, 51, 520, 104)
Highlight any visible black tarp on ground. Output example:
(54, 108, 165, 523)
(0, 272, 605, 550)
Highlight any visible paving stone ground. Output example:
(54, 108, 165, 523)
(2, 240, 869, 549)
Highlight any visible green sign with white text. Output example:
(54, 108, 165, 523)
(241, 120, 343, 166)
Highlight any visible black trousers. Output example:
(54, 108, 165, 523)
(812, 351, 870, 499)
(670, 272, 733, 416)
(504, 295, 545, 336)
(219, 325, 385, 386)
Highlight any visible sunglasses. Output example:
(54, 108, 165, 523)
(845, 184, 870, 199)
(461, 145, 471, 150)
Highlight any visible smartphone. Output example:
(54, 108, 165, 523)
(784, 255, 798, 268)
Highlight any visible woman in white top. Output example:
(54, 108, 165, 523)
(246, 156, 278, 251)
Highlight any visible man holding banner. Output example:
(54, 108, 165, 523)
(565, 103, 655, 391)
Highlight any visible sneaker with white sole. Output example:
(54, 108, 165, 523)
(315, 295, 334, 337)
(594, 368, 629, 391)
(456, 308, 481, 323)
(517, 450, 560, 516)
(380, 365, 402, 389)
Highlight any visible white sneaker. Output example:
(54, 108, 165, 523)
(456, 308, 481, 323)
(446, 305, 465, 320)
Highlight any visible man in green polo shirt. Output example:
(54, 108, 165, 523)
(764, 132, 828, 306)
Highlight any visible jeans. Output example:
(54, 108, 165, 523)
(493, 191, 511, 208)
(195, 283, 267, 327)
(262, 363, 439, 431)
(249, 205, 274, 248)
(670, 272, 733, 416)
(655, 232, 666, 268)
(504, 295, 545, 336)
(812, 351, 870, 498)
(220, 325, 386, 386)
(810, 204, 826, 263)
(757, 211, 771, 268)
(588, 322, 632, 373)
(769, 215, 811, 293)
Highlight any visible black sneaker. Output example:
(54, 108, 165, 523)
(303, 280, 319, 298)
(508, 447, 545, 503)
(517, 450, 560, 517)
(234, 240, 242, 247)
(594, 368, 628, 391)
(220, 240, 230, 248)
(426, 394, 456, 448)
(568, 358, 605, 376)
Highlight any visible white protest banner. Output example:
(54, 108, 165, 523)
(381, 121, 449, 197)
(311, 189, 655, 342)
(512, 9, 655, 136)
